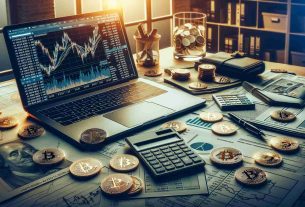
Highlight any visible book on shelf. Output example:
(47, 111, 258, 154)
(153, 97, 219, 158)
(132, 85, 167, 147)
(208, 0, 216, 22)
(224, 37, 229, 53)
(240, 2, 256, 26)
(207, 26, 218, 53)
(236, 2, 240, 26)
(227, 2, 232, 25)
(244, 36, 250, 55)
(255, 36, 261, 59)
(239, 33, 244, 52)
(250, 36, 255, 57)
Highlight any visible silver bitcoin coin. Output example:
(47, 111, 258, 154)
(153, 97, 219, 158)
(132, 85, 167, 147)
(70, 158, 103, 178)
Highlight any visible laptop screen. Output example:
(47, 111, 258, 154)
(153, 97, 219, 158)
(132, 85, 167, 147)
(5, 10, 137, 106)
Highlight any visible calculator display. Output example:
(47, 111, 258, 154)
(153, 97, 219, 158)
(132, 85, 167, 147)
(135, 136, 180, 151)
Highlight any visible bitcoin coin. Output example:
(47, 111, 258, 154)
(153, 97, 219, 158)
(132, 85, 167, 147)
(200, 112, 223, 123)
(0, 116, 18, 129)
(80, 128, 107, 146)
(100, 173, 133, 195)
(128, 176, 143, 195)
(144, 70, 162, 77)
(213, 76, 231, 84)
(271, 110, 296, 122)
(70, 158, 103, 178)
(188, 82, 208, 90)
(109, 154, 139, 172)
(235, 167, 267, 186)
(254, 151, 283, 167)
(162, 121, 187, 133)
(271, 68, 288, 73)
(18, 124, 45, 139)
(270, 137, 299, 152)
(211, 121, 238, 136)
(33, 148, 65, 166)
(210, 147, 243, 165)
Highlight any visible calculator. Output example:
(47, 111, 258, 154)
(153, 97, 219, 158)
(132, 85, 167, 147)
(125, 128, 205, 178)
(212, 94, 255, 111)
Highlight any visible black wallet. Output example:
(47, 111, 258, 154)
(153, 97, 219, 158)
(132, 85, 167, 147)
(195, 52, 265, 79)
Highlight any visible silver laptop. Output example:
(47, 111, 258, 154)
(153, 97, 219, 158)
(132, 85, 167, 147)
(3, 10, 205, 148)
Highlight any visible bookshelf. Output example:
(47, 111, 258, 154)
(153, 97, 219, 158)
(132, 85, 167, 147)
(184, 0, 305, 66)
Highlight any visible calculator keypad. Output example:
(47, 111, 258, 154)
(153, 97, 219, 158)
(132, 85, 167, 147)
(213, 94, 255, 111)
(141, 140, 204, 175)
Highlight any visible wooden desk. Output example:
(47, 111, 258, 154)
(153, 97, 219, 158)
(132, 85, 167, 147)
(135, 47, 305, 77)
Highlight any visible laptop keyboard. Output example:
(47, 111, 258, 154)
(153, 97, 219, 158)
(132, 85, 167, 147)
(39, 82, 166, 126)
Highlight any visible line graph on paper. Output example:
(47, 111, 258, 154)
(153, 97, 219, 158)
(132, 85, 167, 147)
(35, 25, 111, 95)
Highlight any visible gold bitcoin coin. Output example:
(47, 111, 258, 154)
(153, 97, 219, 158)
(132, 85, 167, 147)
(80, 128, 107, 146)
(188, 82, 208, 90)
(100, 173, 133, 195)
(210, 147, 243, 165)
(109, 154, 139, 172)
(271, 110, 296, 122)
(144, 70, 162, 77)
(270, 137, 299, 152)
(128, 176, 143, 195)
(235, 167, 267, 186)
(213, 76, 231, 84)
(18, 124, 45, 139)
(0, 116, 18, 129)
(70, 158, 103, 178)
(162, 121, 187, 133)
(33, 148, 65, 166)
(254, 151, 283, 167)
(211, 121, 238, 136)
(200, 112, 223, 123)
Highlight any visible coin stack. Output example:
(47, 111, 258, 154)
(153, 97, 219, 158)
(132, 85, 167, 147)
(173, 23, 206, 56)
(171, 69, 191, 81)
(198, 64, 216, 82)
(12, 0, 55, 24)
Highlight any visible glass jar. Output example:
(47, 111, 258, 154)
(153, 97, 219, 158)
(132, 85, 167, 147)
(134, 34, 161, 67)
(173, 12, 207, 60)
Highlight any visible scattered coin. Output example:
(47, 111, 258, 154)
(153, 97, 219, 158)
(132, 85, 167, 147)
(18, 124, 45, 139)
(80, 128, 107, 146)
(254, 151, 283, 167)
(110, 154, 139, 172)
(200, 111, 223, 123)
(235, 167, 267, 186)
(271, 110, 296, 122)
(100, 173, 133, 195)
(188, 82, 208, 90)
(70, 158, 103, 178)
(211, 121, 238, 136)
(210, 147, 243, 165)
(270, 137, 299, 152)
(213, 76, 231, 84)
(271, 68, 288, 73)
(172, 69, 191, 81)
(33, 148, 65, 166)
(162, 121, 187, 133)
(144, 70, 162, 77)
(128, 176, 143, 195)
(0, 116, 18, 129)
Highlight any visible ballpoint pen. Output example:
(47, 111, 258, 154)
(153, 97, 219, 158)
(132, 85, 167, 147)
(227, 112, 265, 137)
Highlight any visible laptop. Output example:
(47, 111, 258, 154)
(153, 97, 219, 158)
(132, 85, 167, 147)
(3, 10, 205, 148)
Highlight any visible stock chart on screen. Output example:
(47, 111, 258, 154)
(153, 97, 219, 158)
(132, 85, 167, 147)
(7, 12, 136, 106)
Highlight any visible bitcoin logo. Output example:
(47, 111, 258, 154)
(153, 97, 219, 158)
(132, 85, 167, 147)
(100, 174, 133, 195)
(33, 148, 65, 166)
(70, 158, 102, 178)
(18, 124, 45, 139)
(254, 151, 282, 167)
(162, 121, 187, 133)
(270, 137, 299, 152)
(212, 121, 237, 136)
(210, 147, 243, 165)
(235, 167, 267, 185)
(110, 154, 139, 172)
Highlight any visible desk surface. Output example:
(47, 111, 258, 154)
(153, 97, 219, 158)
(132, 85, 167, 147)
(1, 47, 305, 207)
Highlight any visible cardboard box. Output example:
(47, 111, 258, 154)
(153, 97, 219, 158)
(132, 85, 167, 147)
(262, 12, 287, 32)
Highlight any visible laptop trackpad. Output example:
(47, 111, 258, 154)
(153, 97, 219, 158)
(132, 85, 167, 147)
(104, 102, 174, 128)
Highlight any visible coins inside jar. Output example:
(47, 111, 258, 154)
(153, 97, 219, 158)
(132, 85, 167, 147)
(254, 151, 283, 167)
(33, 148, 65, 166)
(109, 154, 139, 172)
(18, 124, 45, 139)
(70, 158, 103, 178)
(100, 173, 133, 195)
(235, 167, 267, 186)
(270, 137, 299, 152)
(211, 121, 238, 136)
(128, 176, 143, 195)
(0, 116, 18, 129)
(199, 112, 223, 123)
(162, 121, 187, 133)
(210, 147, 243, 165)
(271, 110, 296, 122)
(188, 82, 208, 90)
(80, 128, 107, 146)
